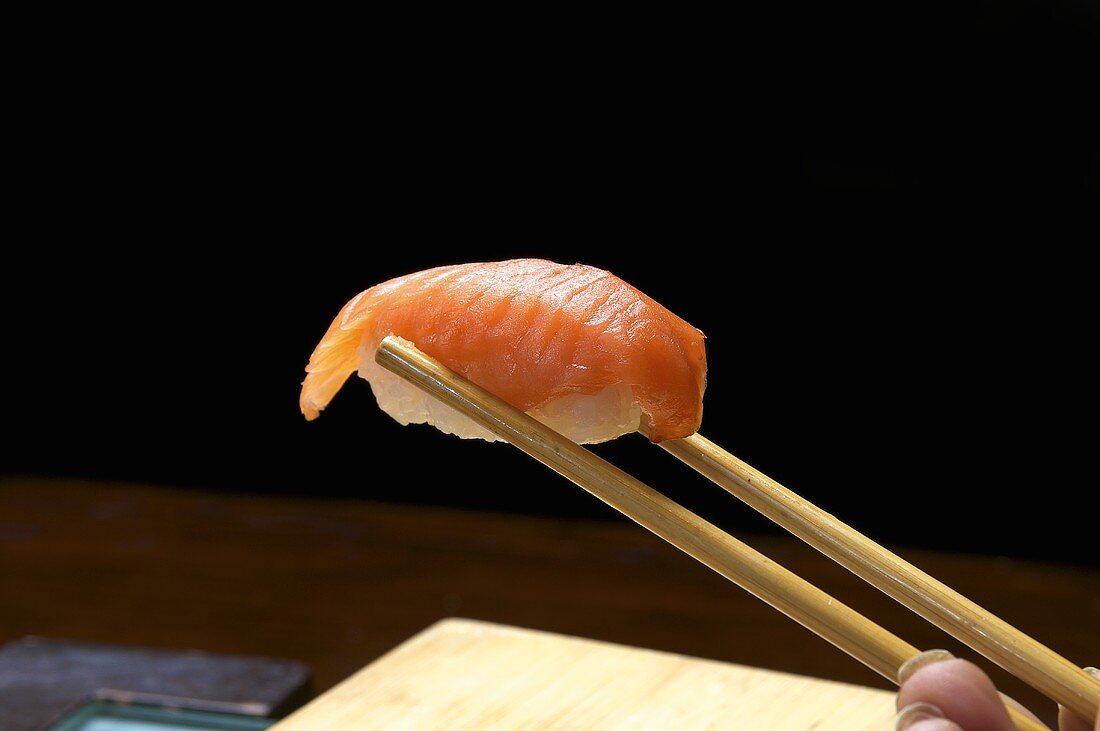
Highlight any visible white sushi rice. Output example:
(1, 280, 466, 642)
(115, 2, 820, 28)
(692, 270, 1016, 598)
(357, 339, 642, 444)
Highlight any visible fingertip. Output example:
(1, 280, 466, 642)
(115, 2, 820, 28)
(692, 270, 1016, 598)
(903, 721, 966, 731)
(899, 650, 956, 686)
(1057, 703, 1097, 731)
(892, 703, 966, 731)
(897, 658, 1016, 731)
(897, 701, 945, 729)
(895, 703, 967, 730)
(896, 702, 966, 731)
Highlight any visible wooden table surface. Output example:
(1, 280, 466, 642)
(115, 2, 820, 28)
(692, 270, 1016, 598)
(1, 477, 1097, 727)
(273, 619, 898, 730)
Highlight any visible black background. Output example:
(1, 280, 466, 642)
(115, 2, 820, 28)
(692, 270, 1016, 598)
(4, 3, 1097, 565)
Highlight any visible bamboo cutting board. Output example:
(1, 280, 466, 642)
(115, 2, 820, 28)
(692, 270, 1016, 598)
(272, 618, 895, 730)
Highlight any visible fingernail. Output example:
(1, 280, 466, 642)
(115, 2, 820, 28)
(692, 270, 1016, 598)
(895, 702, 946, 730)
(898, 649, 955, 685)
(1085, 666, 1100, 678)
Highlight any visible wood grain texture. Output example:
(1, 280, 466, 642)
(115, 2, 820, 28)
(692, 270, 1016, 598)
(1, 477, 1097, 727)
(273, 618, 897, 730)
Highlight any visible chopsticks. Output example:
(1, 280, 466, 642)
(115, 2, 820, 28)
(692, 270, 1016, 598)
(375, 336, 1051, 731)
(652, 434, 1099, 722)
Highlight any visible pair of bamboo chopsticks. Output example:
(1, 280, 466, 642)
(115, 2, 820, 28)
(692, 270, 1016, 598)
(375, 336, 1097, 730)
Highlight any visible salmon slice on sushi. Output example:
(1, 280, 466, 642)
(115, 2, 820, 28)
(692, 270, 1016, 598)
(300, 259, 706, 443)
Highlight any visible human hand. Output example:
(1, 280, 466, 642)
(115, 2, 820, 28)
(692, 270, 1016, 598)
(895, 650, 1099, 730)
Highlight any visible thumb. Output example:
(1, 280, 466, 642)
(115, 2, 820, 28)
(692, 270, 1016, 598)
(897, 651, 1019, 731)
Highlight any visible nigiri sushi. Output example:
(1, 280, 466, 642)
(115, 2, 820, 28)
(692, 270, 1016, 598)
(300, 259, 706, 443)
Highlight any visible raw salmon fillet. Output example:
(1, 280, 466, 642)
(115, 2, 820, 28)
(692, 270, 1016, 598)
(300, 259, 706, 443)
